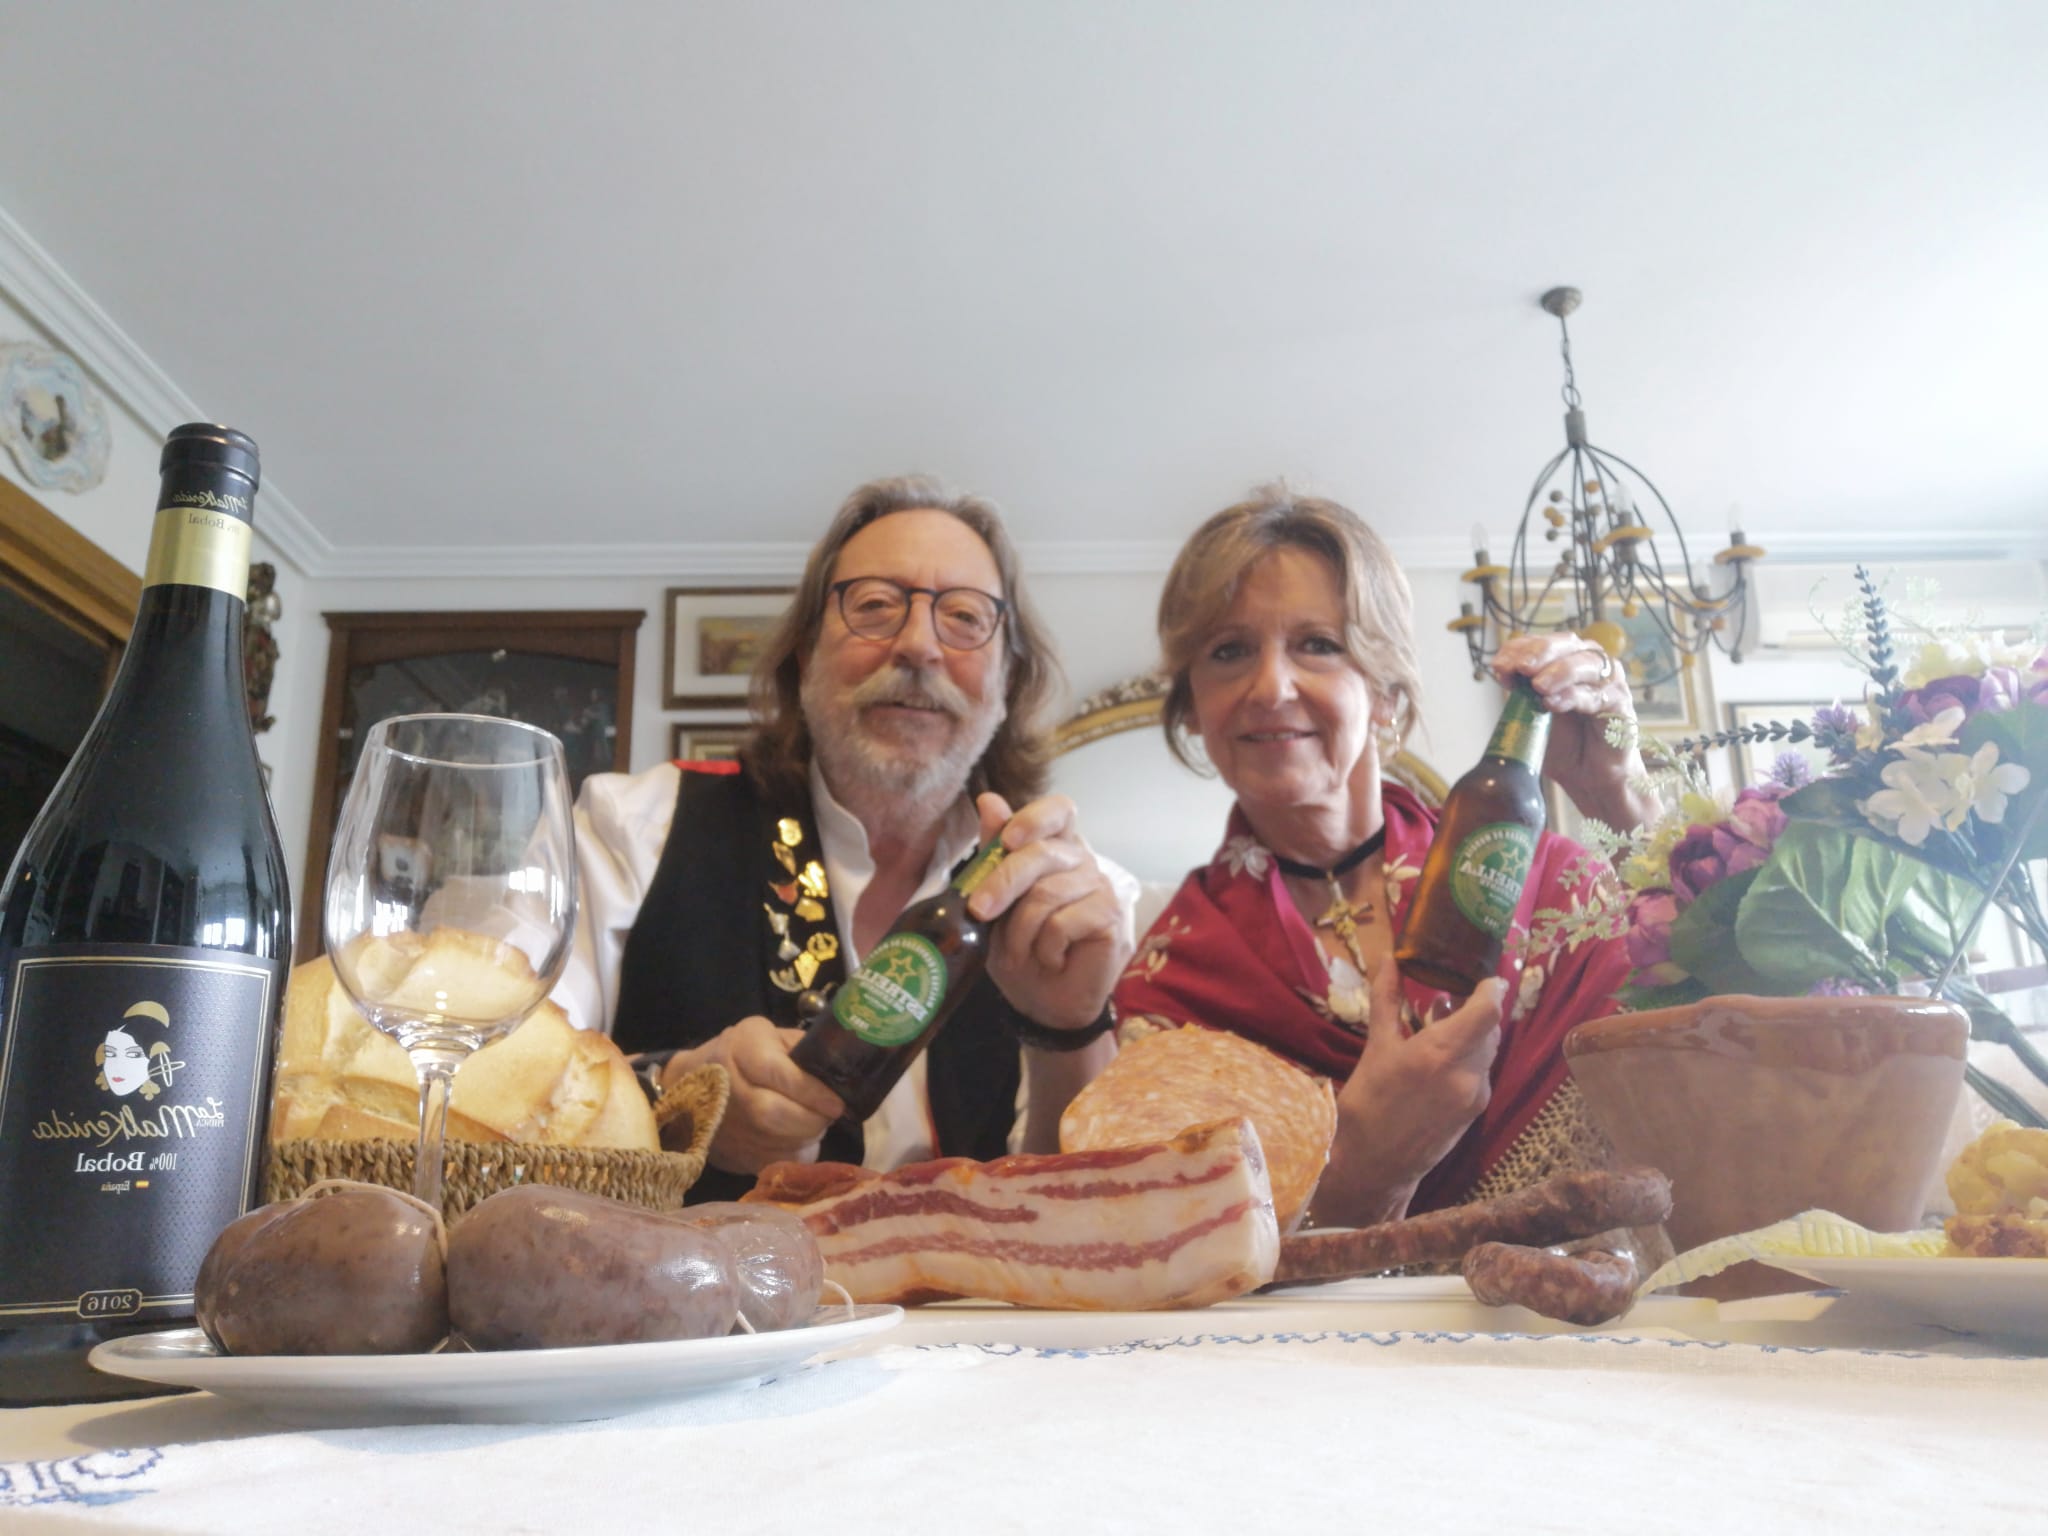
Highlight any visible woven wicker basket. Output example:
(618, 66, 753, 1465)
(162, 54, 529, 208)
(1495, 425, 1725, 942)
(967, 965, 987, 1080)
(265, 1063, 730, 1221)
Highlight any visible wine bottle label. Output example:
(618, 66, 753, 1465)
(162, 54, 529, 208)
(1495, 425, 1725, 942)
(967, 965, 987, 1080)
(831, 932, 947, 1048)
(1448, 823, 1538, 938)
(0, 945, 281, 1324)
(142, 503, 254, 597)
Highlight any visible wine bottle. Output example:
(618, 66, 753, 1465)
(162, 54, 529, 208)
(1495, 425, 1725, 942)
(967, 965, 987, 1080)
(0, 424, 292, 1407)
(1393, 679, 1551, 996)
(789, 837, 1006, 1122)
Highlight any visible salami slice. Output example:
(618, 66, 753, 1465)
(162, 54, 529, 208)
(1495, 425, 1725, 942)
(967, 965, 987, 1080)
(1060, 1025, 1336, 1231)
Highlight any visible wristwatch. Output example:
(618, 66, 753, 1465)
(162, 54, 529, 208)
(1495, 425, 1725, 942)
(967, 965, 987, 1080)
(1005, 1001, 1116, 1053)
(628, 1049, 681, 1105)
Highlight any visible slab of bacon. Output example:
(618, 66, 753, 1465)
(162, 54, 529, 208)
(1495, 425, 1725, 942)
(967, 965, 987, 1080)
(745, 1117, 1280, 1310)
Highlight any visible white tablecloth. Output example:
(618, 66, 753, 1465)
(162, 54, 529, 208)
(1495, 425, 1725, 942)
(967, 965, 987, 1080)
(4, 1287, 2045, 1534)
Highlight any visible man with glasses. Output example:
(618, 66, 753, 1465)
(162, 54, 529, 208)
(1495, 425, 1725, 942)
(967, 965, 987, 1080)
(554, 476, 1136, 1201)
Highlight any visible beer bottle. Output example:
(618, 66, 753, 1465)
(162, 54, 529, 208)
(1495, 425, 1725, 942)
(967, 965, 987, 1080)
(1393, 679, 1551, 996)
(789, 836, 1007, 1121)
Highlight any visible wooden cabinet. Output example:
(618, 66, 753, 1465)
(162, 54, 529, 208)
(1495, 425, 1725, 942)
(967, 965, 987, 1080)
(0, 478, 136, 874)
(299, 608, 643, 961)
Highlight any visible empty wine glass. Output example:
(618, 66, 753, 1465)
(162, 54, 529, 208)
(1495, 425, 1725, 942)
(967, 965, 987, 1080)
(323, 714, 578, 1212)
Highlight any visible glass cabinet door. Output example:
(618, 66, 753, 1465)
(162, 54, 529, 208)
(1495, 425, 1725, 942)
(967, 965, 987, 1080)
(301, 608, 643, 961)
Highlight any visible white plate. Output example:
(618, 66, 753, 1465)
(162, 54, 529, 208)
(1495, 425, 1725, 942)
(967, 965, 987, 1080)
(87, 1305, 902, 1425)
(1772, 1256, 2048, 1342)
(887, 1276, 1719, 1350)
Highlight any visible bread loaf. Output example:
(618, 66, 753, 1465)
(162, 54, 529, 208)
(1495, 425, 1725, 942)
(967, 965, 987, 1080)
(271, 933, 658, 1153)
(1059, 1025, 1335, 1232)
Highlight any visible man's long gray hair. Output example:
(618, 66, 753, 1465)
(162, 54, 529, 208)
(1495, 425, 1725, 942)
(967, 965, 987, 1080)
(744, 475, 1062, 805)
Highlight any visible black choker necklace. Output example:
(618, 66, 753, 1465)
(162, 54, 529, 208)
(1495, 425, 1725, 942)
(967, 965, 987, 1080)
(1270, 826, 1386, 883)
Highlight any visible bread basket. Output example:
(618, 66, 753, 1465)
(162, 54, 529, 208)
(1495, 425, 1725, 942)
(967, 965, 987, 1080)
(265, 1063, 731, 1221)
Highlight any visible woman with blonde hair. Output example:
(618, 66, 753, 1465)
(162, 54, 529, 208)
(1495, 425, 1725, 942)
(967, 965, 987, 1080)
(1114, 485, 1654, 1226)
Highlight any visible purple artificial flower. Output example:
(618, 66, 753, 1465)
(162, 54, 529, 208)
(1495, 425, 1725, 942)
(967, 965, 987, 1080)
(1668, 789, 1789, 905)
(1900, 672, 2020, 723)
(1810, 703, 1863, 763)
(1767, 752, 1814, 789)
(1667, 826, 1731, 904)
(1731, 783, 1794, 825)
(1807, 978, 1870, 997)
(1979, 667, 2023, 713)
(2026, 651, 2048, 707)
(1623, 890, 1687, 986)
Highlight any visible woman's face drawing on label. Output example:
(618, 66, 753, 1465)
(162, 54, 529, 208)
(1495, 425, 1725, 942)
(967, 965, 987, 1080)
(100, 1027, 150, 1096)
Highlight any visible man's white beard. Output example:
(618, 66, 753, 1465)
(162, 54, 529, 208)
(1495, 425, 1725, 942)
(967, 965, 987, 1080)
(802, 657, 1005, 820)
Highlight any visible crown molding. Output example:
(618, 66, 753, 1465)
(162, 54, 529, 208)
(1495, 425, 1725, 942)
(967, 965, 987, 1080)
(312, 537, 1201, 582)
(198, 524, 2048, 584)
(1737, 528, 2048, 563)
(0, 203, 331, 576)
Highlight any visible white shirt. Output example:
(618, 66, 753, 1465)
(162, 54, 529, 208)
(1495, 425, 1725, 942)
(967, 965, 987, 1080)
(551, 759, 1139, 1168)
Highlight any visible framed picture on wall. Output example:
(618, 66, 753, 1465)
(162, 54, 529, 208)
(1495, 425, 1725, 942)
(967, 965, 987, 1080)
(1613, 608, 1712, 738)
(663, 587, 793, 708)
(1725, 702, 1836, 789)
(671, 718, 751, 764)
(1529, 599, 1713, 738)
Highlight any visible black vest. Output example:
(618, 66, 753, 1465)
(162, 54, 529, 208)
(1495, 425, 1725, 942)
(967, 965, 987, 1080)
(613, 766, 1022, 1203)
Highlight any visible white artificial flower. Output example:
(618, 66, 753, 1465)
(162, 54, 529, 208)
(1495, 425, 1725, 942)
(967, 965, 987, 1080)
(1861, 754, 1955, 846)
(1324, 953, 1369, 1026)
(1891, 705, 1967, 755)
(1947, 742, 2031, 825)
(1855, 705, 1887, 752)
(1217, 835, 1271, 880)
(1903, 639, 1974, 690)
(1904, 632, 2038, 688)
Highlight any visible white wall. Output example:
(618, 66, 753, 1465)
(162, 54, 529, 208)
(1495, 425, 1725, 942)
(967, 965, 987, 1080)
(0, 287, 323, 902)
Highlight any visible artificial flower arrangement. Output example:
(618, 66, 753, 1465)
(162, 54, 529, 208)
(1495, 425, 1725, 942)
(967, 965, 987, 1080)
(1548, 568, 2048, 1128)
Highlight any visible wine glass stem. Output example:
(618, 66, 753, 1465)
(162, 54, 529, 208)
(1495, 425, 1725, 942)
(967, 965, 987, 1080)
(411, 1055, 461, 1211)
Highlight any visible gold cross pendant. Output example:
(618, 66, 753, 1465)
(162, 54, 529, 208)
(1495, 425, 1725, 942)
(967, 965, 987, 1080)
(1315, 891, 1374, 936)
(1315, 881, 1375, 979)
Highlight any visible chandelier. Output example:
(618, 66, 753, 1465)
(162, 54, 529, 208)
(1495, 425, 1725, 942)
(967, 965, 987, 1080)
(1451, 286, 1765, 682)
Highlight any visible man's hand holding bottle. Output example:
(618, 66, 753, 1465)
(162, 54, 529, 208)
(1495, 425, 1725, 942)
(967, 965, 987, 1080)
(967, 792, 1132, 1036)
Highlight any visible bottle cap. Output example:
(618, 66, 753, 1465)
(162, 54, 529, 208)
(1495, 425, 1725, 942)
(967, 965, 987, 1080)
(162, 423, 261, 490)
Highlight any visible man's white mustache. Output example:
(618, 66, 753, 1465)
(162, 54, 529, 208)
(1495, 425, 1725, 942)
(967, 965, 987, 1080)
(850, 666, 972, 718)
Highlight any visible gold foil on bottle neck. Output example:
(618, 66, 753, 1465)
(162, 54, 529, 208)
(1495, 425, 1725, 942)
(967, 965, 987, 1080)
(142, 504, 253, 596)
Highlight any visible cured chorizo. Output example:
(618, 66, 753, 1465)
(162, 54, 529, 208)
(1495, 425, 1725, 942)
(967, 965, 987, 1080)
(1462, 1243, 1638, 1326)
(1275, 1166, 1672, 1284)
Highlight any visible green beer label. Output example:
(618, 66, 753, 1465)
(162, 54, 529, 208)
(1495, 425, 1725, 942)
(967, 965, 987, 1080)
(1448, 822, 1537, 938)
(832, 932, 948, 1047)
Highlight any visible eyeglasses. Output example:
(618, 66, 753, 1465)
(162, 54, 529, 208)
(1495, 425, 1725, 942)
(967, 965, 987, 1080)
(829, 577, 1008, 652)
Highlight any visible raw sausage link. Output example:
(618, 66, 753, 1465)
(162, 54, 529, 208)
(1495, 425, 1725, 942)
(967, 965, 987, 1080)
(1275, 1166, 1672, 1284)
(1462, 1243, 1638, 1326)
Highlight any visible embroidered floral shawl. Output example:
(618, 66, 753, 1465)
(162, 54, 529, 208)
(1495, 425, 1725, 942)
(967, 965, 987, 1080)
(1112, 783, 1629, 1212)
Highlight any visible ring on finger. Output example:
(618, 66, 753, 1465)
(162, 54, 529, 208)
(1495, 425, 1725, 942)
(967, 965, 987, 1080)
(1592, 648, 1614, 681)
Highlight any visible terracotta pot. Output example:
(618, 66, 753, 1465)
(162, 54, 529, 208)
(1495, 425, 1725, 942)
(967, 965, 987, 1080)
(1564, 994, 1968, 1299)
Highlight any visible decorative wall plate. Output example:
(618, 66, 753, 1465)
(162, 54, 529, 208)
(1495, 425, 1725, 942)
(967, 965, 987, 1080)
(0, 341, 112, 493)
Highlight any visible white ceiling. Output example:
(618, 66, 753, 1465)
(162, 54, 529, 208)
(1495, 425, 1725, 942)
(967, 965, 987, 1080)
(2, 0, 2045, 577)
